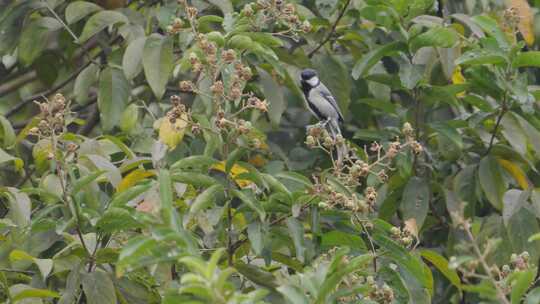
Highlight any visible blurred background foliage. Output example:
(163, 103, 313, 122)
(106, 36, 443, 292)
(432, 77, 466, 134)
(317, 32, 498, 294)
(2, 0, 540, 303)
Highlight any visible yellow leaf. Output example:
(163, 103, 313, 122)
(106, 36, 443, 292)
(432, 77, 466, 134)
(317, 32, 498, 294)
(506, 0, 535, 45)
(159, 114, 188, 150)
(211, 161, 253, 188)
(248, 154, 268, 167)
(9, 249, 34, 262)
(497, 159, 529, 189)
(117, 169, 155, 192)
(452, 66, 466, 98)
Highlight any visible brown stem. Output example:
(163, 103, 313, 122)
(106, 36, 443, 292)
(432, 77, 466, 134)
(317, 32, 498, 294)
(462, 220, 510, 304)
(307, 0, 351, 58)
(485, 101, 508, 156)
(0, 71, 38, 99)
(5, 35, 123, 118)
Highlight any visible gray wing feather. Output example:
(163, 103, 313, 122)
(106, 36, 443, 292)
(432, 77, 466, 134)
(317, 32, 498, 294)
(318, 84, 344, 122)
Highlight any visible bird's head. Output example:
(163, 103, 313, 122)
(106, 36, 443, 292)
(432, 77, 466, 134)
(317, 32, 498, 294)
(300, 69, 319, 87)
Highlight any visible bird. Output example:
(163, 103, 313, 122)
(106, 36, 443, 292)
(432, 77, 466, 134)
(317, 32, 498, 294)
(300, 68, 346, 161)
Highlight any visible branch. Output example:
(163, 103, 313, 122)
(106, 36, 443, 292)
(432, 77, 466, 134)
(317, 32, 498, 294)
(5, 35, 123, 118)
(0, 71, 38, 99)
(485, 102, 508, 156)
(307, 0, 351, 58)
(5, 61, 94, 118)
(462, 220, 510, 304)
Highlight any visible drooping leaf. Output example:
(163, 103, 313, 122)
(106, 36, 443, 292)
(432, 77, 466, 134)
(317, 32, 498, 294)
(400, 176, 430, 229)
(123, 36, 146, 80)
(258, 68, 285, 127)
(143, 34, 174, 99)
(420, 250, 461, 289)
(352, 42, 407, 79)
(478, 156, 506, 210)
(79, 10, 129, 42)
(66, 1, 103, 24)
(409, 26, 459, 52)
(231, 189, 266, 221)
(18, 17, 62, 65)
(190, 184, 224, 213)
(81, 271, 117, 304)
(97, 67, 130, 131)
(286, 217, 305, 263)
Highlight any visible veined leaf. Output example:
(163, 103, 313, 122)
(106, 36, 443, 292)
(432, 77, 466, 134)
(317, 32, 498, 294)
(80, 10, 128, 42)
(143, 34, 174, 99)
(352, 42, 407, 79)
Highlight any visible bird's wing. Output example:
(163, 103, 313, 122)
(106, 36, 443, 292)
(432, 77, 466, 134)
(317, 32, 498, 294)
(318, 84, 344, 123)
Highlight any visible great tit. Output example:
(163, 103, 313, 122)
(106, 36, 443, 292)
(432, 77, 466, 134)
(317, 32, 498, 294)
(300, 68, 344, 137)
(300, 68, 346, 161)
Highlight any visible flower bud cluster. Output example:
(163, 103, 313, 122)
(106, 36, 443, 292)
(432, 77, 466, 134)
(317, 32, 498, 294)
(389, 226, 414, 247)
(242, 1, 311, 36)
(166, 95, 190, 129)
(366, 278, 395, 304)
(29, 93, 67, 137)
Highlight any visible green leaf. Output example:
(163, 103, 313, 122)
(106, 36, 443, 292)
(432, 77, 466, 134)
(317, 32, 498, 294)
(171, 172, 218, 188)
(159, 169, 178, 229)
(12, 288, 59, 302)
(143, 34, 174, 99)
(110, 183, 153, 206)
(510, 269, 536, 304)
(373, 232, 430, 291)
(420, 250, 461, 289)
(409, 26, 459, 52)
(456, 49, 507, 66)
(247, 221, 264, 255)
(400, 176, 430, 229)
(277, 285, 310, 304)
(81, 271, 117, 304)
(275, 172, 313, 188)
(513, 51, 540, 68)
(0, 115, 15, 148)
(525, 288, 540, 304)
(74, 63, 100, 104)
(123, 36, 146, 80)
(352, 42, 407, 79)
(472, 15, 509, 48)
(321, 230, 366, 250)
(478, 156, 505, 210)
(0, 148, 23, 171)
(228, 34, 254, 50)
(18, 17, 62, 66)
(258, 68, 285, 127)
(98, 67, 130, 131)
(317, 254, 372, 303)
(235, 261, 278, 288)
(231, 189, 266, 221)
(66, 1, 103, 24)
(119, 103, 140, 134)
(286, 217, 305, 263)
(72, 170, 106, 195)
(190, 184, 224, 213)
(225, 147, 246, 174)
(79, 10, 128, 42)
(96, 207, 142, 232)
(171, 156, 219, 171)
(431, 123, 463, 150)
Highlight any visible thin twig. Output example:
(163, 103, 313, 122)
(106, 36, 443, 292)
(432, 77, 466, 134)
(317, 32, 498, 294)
(485, 99, 508, 156)
(6, 35, 123, 118)
(307, 0, 351, 58)
(462, 220, 510, 304)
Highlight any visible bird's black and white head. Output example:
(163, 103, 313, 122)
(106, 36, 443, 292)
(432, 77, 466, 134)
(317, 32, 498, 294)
(300, 68, 320, 88)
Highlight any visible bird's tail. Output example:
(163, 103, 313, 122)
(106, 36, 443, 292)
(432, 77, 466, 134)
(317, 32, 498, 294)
(327, 119, 347, 165)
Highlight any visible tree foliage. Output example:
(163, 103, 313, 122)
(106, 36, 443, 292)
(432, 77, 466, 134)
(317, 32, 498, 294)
(2, 0, 540, 303)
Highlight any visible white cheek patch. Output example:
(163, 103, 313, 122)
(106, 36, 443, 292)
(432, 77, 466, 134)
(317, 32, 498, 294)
(307, 76, 319, 87)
